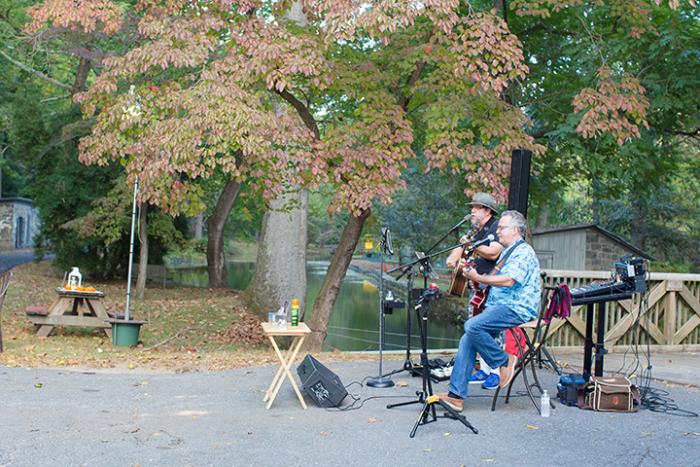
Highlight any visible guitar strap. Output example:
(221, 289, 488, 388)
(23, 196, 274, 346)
(471, 239, 525, 309)
(488, 239, 525, 277)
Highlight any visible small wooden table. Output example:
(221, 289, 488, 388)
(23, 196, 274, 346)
(29, 288, 112, 338)
(261, 322, 311, 409)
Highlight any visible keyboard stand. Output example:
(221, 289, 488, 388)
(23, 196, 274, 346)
(575, 292, 633, 380)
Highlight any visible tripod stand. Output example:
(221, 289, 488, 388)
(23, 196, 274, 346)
(387, 286, 478, 438)
(388, 241, 471, 377)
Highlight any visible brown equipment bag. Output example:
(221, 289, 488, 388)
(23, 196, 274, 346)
(579, 376, 640, 412)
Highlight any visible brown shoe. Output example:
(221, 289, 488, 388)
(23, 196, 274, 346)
(499, 354, 519, 388)
(436, 392, 464, 412)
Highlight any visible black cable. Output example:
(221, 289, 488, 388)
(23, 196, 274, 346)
(324, 394, 414, 412)
(610, 287, 698, 417)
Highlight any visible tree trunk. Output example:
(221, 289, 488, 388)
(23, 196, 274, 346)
(193, 212, 204, 239)
(535, 202, 549, 228)
(207, 179, 241, 287)
(305, 208, 370, 350)
(247, 189, 308, 315)
(135, 203, 148, 300)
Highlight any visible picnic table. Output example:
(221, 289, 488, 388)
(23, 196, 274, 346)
(28, 288, 112, 338)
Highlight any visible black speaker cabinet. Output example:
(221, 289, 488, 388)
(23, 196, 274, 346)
(297, 354, 347, 408)
(508, 149, 532, 217)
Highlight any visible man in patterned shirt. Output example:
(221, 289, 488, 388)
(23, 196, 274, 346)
(438, 210, 541, 412)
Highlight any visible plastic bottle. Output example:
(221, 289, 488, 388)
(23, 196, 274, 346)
(540, 390, 551, 417)
(276, 302, 287, 327)
(291, 298, 299, 326)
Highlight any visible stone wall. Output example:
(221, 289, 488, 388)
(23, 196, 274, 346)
(0, 203, 12, 250)
(585, 230, 633, 270)
(0, 200, 41, 250)
(12, 202, 40, 248)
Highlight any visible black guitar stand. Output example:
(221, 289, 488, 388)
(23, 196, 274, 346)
(387, 286, 478, 438)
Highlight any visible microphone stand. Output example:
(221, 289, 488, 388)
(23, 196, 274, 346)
(424, 216, 470, 258)
(386, 240, 474, 376)
(367, 230, 396, 388)
(386, 258, 479, 437)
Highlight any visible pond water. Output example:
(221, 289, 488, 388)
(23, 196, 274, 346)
(170, 261, 464, 352)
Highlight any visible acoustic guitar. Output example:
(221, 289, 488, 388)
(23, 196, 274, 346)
(447, 226, 479, 297)
(450, 260, 489, 315)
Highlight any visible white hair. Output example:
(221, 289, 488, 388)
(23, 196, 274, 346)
(501, 210, 527, 237)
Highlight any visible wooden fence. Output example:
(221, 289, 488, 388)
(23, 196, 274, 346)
(542, 270, 700, 351)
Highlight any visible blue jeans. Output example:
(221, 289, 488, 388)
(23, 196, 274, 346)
(448, 304, 526, 398)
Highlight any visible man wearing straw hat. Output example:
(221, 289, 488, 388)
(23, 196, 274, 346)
(446, 192, 504, 389)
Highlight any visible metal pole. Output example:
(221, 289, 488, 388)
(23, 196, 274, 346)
(367, 234, 394, 388)
(124, 177, 138, 321)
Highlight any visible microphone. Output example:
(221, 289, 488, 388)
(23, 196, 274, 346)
(467, 234, 495, 250)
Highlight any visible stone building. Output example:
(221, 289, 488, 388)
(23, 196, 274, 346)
(0, 197, 40, 250)
(532, 224, 651, 271)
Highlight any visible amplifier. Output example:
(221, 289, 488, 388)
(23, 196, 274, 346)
(297, 354, 347, 408)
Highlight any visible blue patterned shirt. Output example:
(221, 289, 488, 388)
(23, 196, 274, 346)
(485, 240, 541, 321)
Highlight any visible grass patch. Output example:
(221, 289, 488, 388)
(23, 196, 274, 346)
(0, 262, 276, 372)
(0, 261, 380, 372)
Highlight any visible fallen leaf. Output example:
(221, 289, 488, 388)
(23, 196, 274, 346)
(34, 383, 43, 389)
(423, 448, 432, 453)
(443, 432, 451, 437)
(483, 459, 495, 464)
(367, 417, 380, 424)
(395, 380, 409, 387)
(320, 431, 331, 436)
(526, 425, 540, 429)
(641, 432, 654, 437)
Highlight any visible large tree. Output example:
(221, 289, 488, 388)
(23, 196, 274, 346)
(25, 0, 692, 348)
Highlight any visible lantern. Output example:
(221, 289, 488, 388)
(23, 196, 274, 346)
(67, 267, 82, 289)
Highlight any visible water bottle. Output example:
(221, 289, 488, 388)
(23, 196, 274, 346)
(540, 390, 551, 417)
(276, 302, 287, 327)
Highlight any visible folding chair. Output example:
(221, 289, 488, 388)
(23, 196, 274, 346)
(491, 284, 565, 412)
(0, 270, 12, 352)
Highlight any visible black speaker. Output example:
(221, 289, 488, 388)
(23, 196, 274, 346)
(507, 149, 532, 217)
(297, 354, 347, 408)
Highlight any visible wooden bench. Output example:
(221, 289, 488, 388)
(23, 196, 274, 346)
(26, 305, 49, 316)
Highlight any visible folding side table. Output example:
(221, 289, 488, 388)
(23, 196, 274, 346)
(260, 322, 311, 409)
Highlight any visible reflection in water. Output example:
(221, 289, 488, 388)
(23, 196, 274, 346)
(170, 261, 463, 351)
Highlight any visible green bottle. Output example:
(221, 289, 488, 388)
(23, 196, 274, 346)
(291, 298, 299, 326)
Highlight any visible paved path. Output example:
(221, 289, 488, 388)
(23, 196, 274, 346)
(0, 249, 44, 272)
(1, 359, 699, 467)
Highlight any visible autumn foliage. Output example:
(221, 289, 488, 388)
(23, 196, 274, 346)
(23, 0, 688, 211)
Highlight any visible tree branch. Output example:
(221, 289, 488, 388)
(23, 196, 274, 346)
(275, 88, 320, 140)
(0, 49, 71, 90)
(674, 126, 700, 138)
(398, 60, 426, 111)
